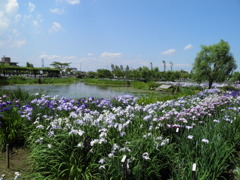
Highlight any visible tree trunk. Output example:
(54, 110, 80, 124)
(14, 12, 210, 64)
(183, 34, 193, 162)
(208, 79, 213, 89)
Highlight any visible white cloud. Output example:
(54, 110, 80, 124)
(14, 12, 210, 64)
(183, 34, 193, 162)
(161, 49, 176, 55)
(0, 0, 19, 33)
(13, 39, 26, 47)
(0, 37, 26, 48)
(29, 2, 36, 12)
(36, 53, 192, 72)
(0, 12, 9, 32)
(5, 0, 19, 15)
(88, 53, 94, 56)
(0, 28, 26, 48)
(39, 54, 77, 62)
(50, 8, 64, 14)
(49, 22, 64, 33)
(100, 52, 123, 59)
(0, 0, 43, 47)
(66, 0, 80, 5)
(184, 44, 193, 51)
(30, 14, 43, 34)
(76, 54, 158, 72)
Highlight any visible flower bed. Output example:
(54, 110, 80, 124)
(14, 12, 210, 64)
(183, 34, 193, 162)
(1, 89, 240, 179)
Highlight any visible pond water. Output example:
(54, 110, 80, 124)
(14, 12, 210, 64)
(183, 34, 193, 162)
(0, 83, 135, 99)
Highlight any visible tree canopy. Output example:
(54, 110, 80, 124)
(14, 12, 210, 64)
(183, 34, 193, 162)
(97, 69, 113, 79)
(192, 40, 237, 89)
(50, 61, 71, 71)
(26, 62, 34, 68)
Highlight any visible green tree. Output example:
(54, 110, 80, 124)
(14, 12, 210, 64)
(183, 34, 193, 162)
(140, 66, 151, 82)
(87, 71, 97, 78)
(26, 62, 34, 68)
(50, 61, 71, 71)
(230, 71, 240, 82)
(162, 60, 166, 72)
(111, 65, 124, 78)
(125, 65, 130, 79)
(97, 69, 113, 78)
(111, 64, 115, 72)
(192, 40, 237, 89)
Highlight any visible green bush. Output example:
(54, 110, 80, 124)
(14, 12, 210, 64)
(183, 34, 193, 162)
(131, 81, 149, 89)
(0, 88, 35, 101)
(147, 81, 159, 90)
(9, 75, 27, 81)
(221, 85, 239, 91)
(83, 79, 128, 87)
(0, 100, 25, 150)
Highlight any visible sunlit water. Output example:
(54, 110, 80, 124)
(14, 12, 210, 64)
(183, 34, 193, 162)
(0, 83, 134, 99)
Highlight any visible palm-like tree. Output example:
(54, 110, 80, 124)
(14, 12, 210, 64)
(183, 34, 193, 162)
(162, 60, 166, 72)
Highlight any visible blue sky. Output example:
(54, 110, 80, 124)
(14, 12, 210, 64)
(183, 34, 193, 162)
(0, 0, 239, 72)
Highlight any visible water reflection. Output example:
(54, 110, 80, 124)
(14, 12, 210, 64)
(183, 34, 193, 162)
(0, 83, 133, 99)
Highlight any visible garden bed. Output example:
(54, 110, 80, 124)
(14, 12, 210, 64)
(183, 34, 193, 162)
(1, 89, 240, 179)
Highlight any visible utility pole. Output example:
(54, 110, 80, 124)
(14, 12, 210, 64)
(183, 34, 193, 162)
(150, 62, 153, 80)
(170, 61, 173, 71)
(42, 59, 44, 68)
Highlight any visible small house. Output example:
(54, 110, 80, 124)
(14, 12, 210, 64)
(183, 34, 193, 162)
(1, 56, 18, 66)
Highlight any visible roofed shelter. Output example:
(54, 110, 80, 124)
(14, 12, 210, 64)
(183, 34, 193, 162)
(156, 84, 173, 91)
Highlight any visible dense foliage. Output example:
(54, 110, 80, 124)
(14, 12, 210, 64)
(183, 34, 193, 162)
(85, 64, 191, 82)
(0, 76, 82, 85)
(0, 64, 60, 78)
(192, 39, 237, 89)
(50, 61, 71, 71)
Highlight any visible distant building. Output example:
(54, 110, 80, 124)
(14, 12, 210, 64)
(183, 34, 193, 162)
(1, 56, 18, 66)
(70, 67, 78, 73)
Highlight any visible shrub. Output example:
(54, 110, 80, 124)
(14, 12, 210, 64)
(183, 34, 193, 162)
(221, 85, 239, 92)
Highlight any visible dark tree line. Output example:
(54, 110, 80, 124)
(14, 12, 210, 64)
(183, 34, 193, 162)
(86, 64, 190, 82)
